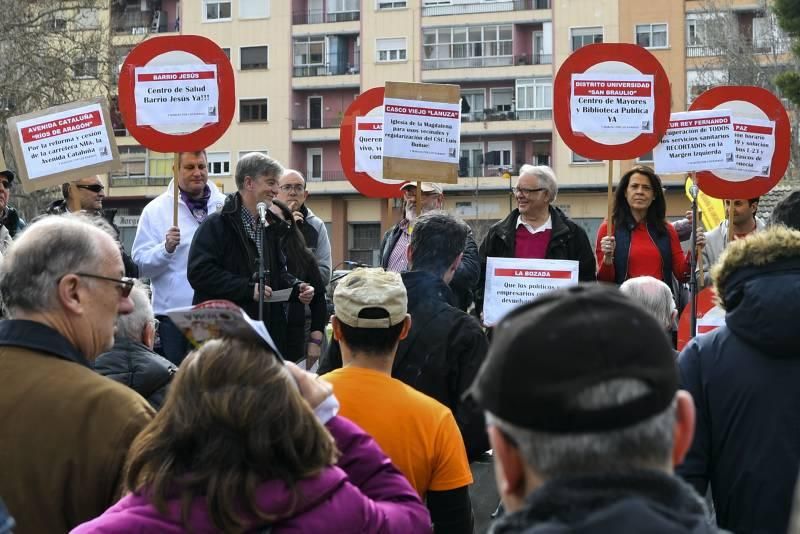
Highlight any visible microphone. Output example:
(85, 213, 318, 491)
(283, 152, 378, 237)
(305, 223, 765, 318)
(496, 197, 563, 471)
(256, 202, 269, 227)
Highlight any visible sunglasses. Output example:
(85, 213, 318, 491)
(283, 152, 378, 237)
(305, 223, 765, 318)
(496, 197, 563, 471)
(76, 184, 104, 193)
(75, 273, 135, 297)
(0, 180, 10, 189)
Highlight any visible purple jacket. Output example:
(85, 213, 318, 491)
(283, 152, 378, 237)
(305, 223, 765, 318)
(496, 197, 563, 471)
(71, 416, 431, 533)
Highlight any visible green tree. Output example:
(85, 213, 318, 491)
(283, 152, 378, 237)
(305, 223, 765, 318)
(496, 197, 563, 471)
(773, 0, 800, 105)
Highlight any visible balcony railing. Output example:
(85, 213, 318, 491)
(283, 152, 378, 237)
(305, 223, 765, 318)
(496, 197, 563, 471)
(462, 109, 552, 122)
(514, 52, 552, 65)
(423, 55, 514, 70)
(110, 175, 171, 187)
(298, 170, 347, 182)
(112, 10, 168, 35)
(293, 53, 360, 77)
(292, 9, 360, 24)
(458, 165, 525, 178)
(292, 115, 344, 129)
(423, 0, 550, 17)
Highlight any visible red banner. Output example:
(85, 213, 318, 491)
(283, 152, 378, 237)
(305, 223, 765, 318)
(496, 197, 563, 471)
(137, 71, 216, 82)
(21, 111, 102, 143)
(494, 268, 573, 279)
(384, 104, 459, 119)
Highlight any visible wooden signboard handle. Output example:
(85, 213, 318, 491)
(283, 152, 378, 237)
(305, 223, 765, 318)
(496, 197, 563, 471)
(172, 152, 180, 227)
(415, 180, 422, 220)
(606, 160, 614, 235)
(726, 200, 735, 245)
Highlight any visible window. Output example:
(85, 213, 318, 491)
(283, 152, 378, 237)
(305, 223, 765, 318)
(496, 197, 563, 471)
(207, 152, 231, 175)
(571, 152, 601, 164)
(348, 223, 381, 266)
(222, 48, 231, 58)
(240, 46, 269, 70)
(637, 150, 654, 163)
(376, 38, 407, 62)
(486, 141, 512, 167)
(490, 88, 513, 112)
(460, 90, 484, 120)
(75, 8, 100, 29)
(571, 27, 603, 51)
(686, 16, 708, 47)
(239, 150, 269, 162)
(240, 98, 268, 122)
(636, 23, 667, 48)
(73, 57, 98, 78)
(753, 13, 788, 53)
(240, 0, 269, 19)
(423, 24, 512, 69)
(294, 37, 325, 66)
(378, 0, 407, 8)
(46, 17, 67, 31)
(307, 148, 323, 181)
(114, 146, 146, 179)
(203, 0, 231, 21)
(330, 0, 359, 14)
(516, 78, 552, 119)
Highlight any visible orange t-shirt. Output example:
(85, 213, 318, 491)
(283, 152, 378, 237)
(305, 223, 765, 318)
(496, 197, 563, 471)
(323, 366, 473, 497)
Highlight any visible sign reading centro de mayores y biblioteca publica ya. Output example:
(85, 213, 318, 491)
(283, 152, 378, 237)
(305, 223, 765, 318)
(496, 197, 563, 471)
(570, 73, 655, 135)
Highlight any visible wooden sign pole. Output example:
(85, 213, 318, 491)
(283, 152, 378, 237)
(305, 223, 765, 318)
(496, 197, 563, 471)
(415, 180, 422, 220)
(172, 152, 180, 226)
(726, 199, 735, 245)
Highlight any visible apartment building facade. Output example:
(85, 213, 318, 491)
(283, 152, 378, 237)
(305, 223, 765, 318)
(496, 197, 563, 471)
(104, 0, 792, 266)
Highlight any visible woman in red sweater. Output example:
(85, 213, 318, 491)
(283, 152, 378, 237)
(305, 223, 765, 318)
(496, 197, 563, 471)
(596, 166, 704, 286)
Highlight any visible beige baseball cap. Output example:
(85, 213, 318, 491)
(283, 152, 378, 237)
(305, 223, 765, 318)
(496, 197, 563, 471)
(400, 182, 443, 194)
(334, 268, 408, 328)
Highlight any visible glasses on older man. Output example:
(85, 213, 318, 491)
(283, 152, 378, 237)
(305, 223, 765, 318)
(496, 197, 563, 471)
(75, 184, 104, 193)
(279, 184, 305, 193)
(75, 273, 135, 297)
(512, 186, 546, 196)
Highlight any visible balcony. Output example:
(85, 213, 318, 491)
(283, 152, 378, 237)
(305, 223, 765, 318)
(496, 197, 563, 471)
(110, 175, 171, 187)
(293, 53, 360, 77)
(298, 170, 347, 182)
(423, 53, 549, 71)
(293, 9, 360, 25)
(462, 109, 552, 122)
(423, 0, 550, 17)
(112, 10, 169, 35)
(292, 115, 344, 129)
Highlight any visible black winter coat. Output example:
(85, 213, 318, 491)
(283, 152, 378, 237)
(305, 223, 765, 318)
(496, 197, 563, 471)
(94, 337, 177, 410)
(379, 224, 480, 312)
(320, 270, 490, 461)
(476, 206, 596, 313)
(677, 259, 800, 534)
(187, 193, 299, 354)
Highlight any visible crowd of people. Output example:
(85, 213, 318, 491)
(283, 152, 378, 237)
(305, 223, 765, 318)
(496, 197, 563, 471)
(0, 152, 798, 533)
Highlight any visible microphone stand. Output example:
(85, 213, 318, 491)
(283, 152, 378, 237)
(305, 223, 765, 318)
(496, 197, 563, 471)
(257, 217, 268, 322)
(689, 183, 699, 340)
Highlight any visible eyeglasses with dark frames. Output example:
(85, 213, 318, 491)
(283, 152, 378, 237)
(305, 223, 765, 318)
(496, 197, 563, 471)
(512, 186, 546, 196)
(75, 184, 104, 193)
(279, 184, 305, 193)
(74, 273, 135, 297)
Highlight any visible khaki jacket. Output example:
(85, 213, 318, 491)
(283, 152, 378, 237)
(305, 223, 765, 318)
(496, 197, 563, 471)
(0, 323, 154, 534)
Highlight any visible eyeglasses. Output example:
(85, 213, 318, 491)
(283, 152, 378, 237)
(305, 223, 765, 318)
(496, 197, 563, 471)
(0, 180, 10, 190)
(279, 184, 305, 193)
(512, 186, 546, 196)
(402, 188, 438, 197)
(75, 273, 135, 297)
(75, 184, 104, 193)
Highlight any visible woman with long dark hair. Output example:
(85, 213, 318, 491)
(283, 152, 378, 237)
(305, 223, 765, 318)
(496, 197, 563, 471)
(271, 199, 328, 365)
(71, 337, 431, 533)
(596, 166, 704, 286)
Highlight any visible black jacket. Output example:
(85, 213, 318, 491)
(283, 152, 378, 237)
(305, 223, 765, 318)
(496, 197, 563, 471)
(490, 470, 722, 533)
(476, 206, 596, 313)
(379, 223, 480, 311)
(677, 259, 800, 534)
(187, 193, 299, 354)
(320, 270, 490, 461)
(0, 206, 25, 238)
(94, 337, 177, 410)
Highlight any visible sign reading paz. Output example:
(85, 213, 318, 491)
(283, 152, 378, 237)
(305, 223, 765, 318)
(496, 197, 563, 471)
(6, 97, 119, 192)
(483, 257, 579, 327)
(653, 109, 735, 174)
(382, 81, 460, 184)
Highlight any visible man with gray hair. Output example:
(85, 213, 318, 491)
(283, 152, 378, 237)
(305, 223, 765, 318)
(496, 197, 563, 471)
(95, 282, 177, 410)
(188, 152, 314, 355)
(469, 284, 716, 533)
(0, 215, 154, 533)
(620, 276, 677, 333)
(476, 165, 596, 316)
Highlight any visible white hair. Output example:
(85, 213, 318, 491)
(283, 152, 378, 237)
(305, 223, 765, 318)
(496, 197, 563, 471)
(115, 282, 153, 341)
(620, 276, 676, 330)
(517, 164, 558, 202)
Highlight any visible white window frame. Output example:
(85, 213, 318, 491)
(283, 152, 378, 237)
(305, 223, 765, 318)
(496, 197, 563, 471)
(515, 78, 552, 119)
(307, 148, 323, 182)
(377, 0, 408, 8)
(329, 0, 359, 14)
(239, 0, 270, 19)
(460, 89, 486, 119)
(570, 26, 603, 52)
(207, 152, 231, 176)
(635, 23, 668, 49)
(487, 141, 512, 168)
(376, 37, 408, 63)
(239, 45, 269, 70)
(238, 150, 269, 163)
(203, 0, 232, 22)
(490, 87, 513, 112)
(571, 151, 602, 164)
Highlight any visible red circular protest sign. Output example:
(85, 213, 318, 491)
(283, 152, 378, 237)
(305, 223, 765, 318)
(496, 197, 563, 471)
(340, 87, 405, 198)
(677, 287, 725, 351)
(689, 86, 790, 199)
(553, 43, 671, 160)
(118, 35, 235, 152)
